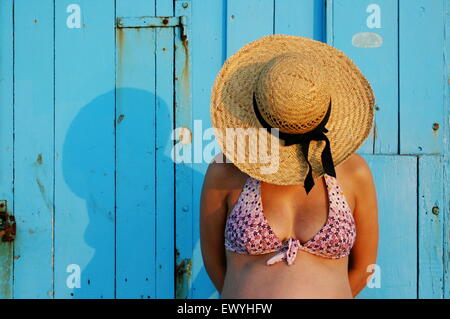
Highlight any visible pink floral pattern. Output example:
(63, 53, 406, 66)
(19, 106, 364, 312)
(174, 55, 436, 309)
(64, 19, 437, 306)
(224, 174, 356, 266)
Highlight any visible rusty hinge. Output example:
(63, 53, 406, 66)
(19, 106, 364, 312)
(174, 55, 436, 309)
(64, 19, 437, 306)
(0, 200, 16, 242)
(116, 16, 187, 41)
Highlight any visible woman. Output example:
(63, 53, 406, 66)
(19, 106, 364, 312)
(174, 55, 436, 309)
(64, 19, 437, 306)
(200, 35, 379, 299)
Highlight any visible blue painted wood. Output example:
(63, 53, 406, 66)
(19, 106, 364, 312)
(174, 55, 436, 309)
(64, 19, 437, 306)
(155, 0, 175, 299)
(13, 0, 54, 299)
(0, 0, 14, 299)
(0, 0, 447, 300)
(115, 0, 157, 299)
(174, 0, 193, 299)
(418, 155, 444, 298)
(399, 0, 445, 155)
(227, 0, 274, 57)
(275, 0, 324, 41)
(443, 0, 449, 299)
(331, 0, 398, 154)
(54, 0, 115, 298)
(357, 155, 417, 299)
(190, 0, 227, 299)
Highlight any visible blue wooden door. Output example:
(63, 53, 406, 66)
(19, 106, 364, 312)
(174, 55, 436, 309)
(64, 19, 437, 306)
(0, 0, 447, 299)
(0, 0, 189, 299)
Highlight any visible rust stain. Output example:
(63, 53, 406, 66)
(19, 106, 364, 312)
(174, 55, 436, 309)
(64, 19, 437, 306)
(116, 25, 124, 54)
(117, 114, 125, 124)
(33, 153, 43, 166)
(432, 122, 439, 138)
(372, 122, 377, 145)
(175, 257, 192, 299)
(36, 178, 54, 213)
(181, 38, 190, 93)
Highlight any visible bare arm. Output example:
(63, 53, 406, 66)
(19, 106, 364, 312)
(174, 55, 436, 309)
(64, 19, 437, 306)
(199, 160, 230, 294)
(347, 155, 379, 297)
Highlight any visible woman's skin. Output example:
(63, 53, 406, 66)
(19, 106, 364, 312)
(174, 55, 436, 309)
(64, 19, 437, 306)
(200, 152, 379, 299)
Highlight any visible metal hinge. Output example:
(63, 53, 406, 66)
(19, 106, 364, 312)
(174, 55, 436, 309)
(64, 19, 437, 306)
(0, 200, 16, 243)
(116, 16, 187, 41)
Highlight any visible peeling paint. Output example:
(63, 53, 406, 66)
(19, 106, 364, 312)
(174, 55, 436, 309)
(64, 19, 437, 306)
(352, 32, 383, 48)
(175, 257, 192, 299)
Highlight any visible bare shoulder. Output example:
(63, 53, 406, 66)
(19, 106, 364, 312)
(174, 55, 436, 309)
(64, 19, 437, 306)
(339, 153, 377, 208)
(340, 153, 372, 181)
(202, 152, 248, 192)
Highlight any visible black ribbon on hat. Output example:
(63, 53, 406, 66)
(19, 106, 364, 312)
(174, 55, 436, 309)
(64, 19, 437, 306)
(252, 92, 336, 194)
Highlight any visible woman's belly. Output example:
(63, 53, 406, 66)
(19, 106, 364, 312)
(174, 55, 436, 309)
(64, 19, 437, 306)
(221, 250, 353, 299)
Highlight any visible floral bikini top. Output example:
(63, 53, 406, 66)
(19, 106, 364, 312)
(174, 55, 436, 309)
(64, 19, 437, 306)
(224, 174, 356, 266)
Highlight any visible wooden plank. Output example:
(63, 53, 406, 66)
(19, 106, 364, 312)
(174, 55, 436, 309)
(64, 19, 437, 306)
(226, 0, 274, 57)
(444, 155, 450, 299)
(275, 0, 324, 41)
(357, 155, 417, 299)
(418, 155, 444, 298)
(155, 0, 175, 299)
(444, 0, 449, 299)
(399, 0, 445, 154)
(331, 0, 398, 154)
(190, 0, 226, 299)
(174, 0, 193, 299)
(326, 0, 334, 45)
(0, 0, 14, 299)
(54, 0, 115, 298)
(13, 0, 54, 298)
(115, 0, 157, 299)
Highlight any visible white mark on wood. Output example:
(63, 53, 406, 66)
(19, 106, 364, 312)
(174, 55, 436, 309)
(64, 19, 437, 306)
(352, 32, 383, 48)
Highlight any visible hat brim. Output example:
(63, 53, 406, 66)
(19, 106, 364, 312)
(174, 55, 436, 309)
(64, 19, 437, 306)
(210, 35, 375, 185)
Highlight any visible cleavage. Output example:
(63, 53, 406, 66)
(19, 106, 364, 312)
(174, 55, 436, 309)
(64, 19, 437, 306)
(259, 176, 330, 244)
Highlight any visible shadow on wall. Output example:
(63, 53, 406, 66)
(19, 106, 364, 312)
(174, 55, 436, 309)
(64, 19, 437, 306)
(62, 87, 215, 298)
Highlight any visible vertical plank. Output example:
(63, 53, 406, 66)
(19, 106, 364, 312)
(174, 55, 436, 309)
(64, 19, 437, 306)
(155, 0, 175, 299)
(326, 0, 334, 45)
(443, 0, 450, 299)
(418, 155, 444, 298)
(357, 155, 417, 299)
(190, 0, 226, 299)
(115, 0, 157, 299)
(275, 0, 324, 41)
(54, 0, 115, 298)
(332, 0, 398, 154)
(0, 0, 14, 299)
(174, 0, 193, 299)
(399, 0, 445, 154)
(227, 0, 274, 57)
(13, 0, 54, 298)
(444, 155, 450, 299)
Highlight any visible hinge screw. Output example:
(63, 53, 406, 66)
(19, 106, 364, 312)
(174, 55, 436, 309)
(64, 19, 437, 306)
(182, 2, 188, 8)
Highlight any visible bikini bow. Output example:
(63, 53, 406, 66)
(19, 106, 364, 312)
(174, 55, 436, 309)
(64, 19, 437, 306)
(266, 238, 301, 266)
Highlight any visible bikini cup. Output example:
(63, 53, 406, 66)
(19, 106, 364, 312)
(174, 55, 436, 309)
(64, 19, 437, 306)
(224, 173, 356, 262)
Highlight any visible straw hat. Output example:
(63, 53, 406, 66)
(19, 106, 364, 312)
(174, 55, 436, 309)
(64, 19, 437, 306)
(210, 34, 375, 193)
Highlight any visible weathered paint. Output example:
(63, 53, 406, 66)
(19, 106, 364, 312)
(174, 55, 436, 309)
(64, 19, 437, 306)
(0, 0, 447, 300)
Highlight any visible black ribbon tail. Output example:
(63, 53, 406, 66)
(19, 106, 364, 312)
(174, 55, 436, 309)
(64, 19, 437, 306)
(301, 141, 314, 195)
(301, 134, 336, 195)
(321, 136, 336, 178)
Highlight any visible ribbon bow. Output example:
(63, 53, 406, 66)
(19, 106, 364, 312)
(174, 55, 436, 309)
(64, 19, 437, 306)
(266, 238, 301, 266)
(252, 92, 336, 194)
